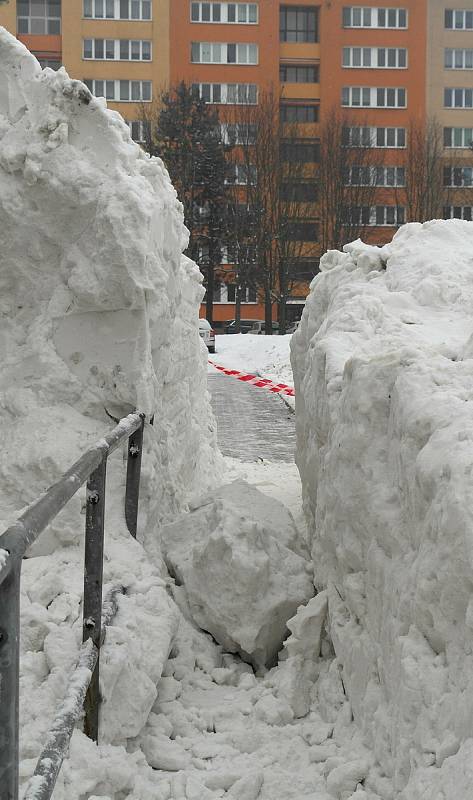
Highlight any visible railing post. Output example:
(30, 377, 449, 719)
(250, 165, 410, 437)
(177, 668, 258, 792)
(82, 457, 107, 742)
(0, 556, 21, 800)
(125, 415, 145, 539)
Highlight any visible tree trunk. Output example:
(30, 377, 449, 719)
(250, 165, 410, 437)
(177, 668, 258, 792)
(278, 297, 287, 336)
(235, 281, 242, 334)
(205, 262, 214, 325)
(264, 282, 273, 335)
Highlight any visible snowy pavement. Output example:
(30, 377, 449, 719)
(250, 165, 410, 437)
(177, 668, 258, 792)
(208, 371, 296, 462)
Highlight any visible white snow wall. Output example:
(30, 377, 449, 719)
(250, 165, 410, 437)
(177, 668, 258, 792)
(292, 221, 473, 799)
(0, 29, 220, 542)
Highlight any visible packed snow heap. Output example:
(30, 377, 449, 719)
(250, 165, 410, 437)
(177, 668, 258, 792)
(0, 29, 219, 797)
(292, 220, 473, 798)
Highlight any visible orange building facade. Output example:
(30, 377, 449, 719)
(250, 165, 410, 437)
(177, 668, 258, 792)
(2, 2, 473, 323)
(169, 0, 321, 323)
(320, 0, 428, 245)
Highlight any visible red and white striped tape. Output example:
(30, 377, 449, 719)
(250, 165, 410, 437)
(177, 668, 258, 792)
(209, 360, 295, 397)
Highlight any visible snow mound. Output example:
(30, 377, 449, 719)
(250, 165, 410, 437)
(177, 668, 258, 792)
(292, 220, 473, 797)
(0, 29, 220, 795)
(160, 480, 314, 668)
(0, 29, 220, 540)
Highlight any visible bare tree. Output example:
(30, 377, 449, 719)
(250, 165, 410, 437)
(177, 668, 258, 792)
(227, 88, 318, 334)
(400, 118, 450, 222)
(317, 107, 381, 253)
(140, 84, 228, 325)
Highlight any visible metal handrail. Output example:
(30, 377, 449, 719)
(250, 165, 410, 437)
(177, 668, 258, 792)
(0, 412, 146, 800)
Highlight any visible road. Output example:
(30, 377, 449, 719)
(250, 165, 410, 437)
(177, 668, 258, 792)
(207, 370, 296, 462)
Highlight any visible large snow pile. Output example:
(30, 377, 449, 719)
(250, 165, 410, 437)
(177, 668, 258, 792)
(292, 220, 473, 798)
(0, 29, 220, 797)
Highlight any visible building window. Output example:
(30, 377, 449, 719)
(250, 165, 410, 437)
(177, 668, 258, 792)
(83, 0, 152, 20)
(290, 260, 319, 280)
(191, 41, 258, 64)
(345, 166, 405, 186)
(225, 163, 257, 184)
(83, 39, 152, 60)
(221, 123, 257, 144)
(83, 78, 152, 101)
(342, 47, 407, 69)
(280, 64, 319, 82)
(444, 126, 473, 147)
(342, 86, 407, 108)
(280, 6, 318, 43)
(345, 205, 405, 225)
(222, 243, 257, 264)
(443, 166, 473, 186)
(374, 206, 405, 225)
(445, 48, 473, 69)
(127, 119, 151, 142)
(445, 9, 473, 29)
(35, 56, 62, 69)
(190, 3, 258, 24)
(17, 0, 61, 34)
(375, 127, 406, 147)
(280, 182, 317, 201)
(191, 82, 258, 104)
(344, 205, 372, 225)
(443, 205, 473, 219)
(280, 104, 319, 122)
(287, 221, 318, 241)
(342, 6, 407, 28)
(445, 87, 473, 107)
(281, 140, 320, 162)
(342, 126, 406, 148)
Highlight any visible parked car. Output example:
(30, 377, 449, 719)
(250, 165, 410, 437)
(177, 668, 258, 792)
(248, 321, 280, 335)
(286, 320, 301, 334)
(198, 318, 216, 353)
(224, 319, 262, 334)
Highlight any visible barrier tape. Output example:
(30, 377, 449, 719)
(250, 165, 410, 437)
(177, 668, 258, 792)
(209, 360, 295, 397)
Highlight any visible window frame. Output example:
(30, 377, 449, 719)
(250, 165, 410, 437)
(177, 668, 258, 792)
(280, 103, 319, 122)
(445, 9, 473, 29)
(342, 86, 407, 108)
(280, 6, 319, 43)
(191, 41, 259, 64)
(83, 38, 152, 60)
(190, 2, 259, 24)
(17, 0, 62, 35)
(342, 46, 408, 69)
(83, 78, 152, 101)
(279, 64, 319, 83)
(83, 0, 152, 20)
(191, 82, 258, 104)
(342, 6, 408, 29)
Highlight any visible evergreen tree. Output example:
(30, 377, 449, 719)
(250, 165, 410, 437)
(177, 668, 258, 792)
(144, 82, 228, 324)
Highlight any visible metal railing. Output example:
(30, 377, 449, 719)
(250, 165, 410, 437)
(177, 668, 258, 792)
(0, 411, 146, 800)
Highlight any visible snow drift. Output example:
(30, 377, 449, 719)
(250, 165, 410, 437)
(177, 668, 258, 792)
(292, 220, 473, 798)
(0, 29, 220, 797)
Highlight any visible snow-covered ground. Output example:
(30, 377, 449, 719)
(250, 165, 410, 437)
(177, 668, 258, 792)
(210, 333, 293, 387)
(209, 333, 295, 409)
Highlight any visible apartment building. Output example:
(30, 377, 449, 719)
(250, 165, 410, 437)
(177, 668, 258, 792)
(3, 2, 473, 320)
(0, 0, 170, 142)
(320, 0, 428, 244)
(429, 1, 473, 220)
(169, 0, 320, 323)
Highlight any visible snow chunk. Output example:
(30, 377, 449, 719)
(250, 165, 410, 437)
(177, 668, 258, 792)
(272, 592, 328, 717)
(161, 480, 314, 668)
